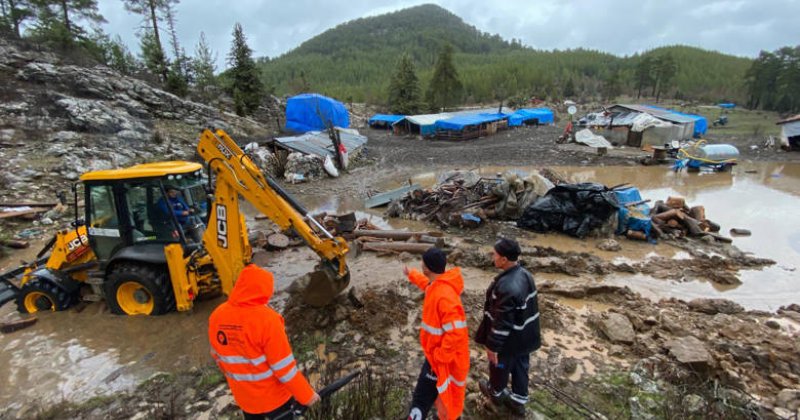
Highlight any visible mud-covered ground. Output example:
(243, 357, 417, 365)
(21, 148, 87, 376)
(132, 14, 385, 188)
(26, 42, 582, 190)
(2, 124, 800, 419)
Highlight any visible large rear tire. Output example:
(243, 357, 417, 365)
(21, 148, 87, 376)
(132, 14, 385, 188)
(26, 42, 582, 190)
(105, 263, 175, 315)
(16, 277, 74, 314)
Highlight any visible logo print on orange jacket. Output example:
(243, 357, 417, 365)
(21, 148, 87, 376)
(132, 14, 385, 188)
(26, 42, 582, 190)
(208, 264, 314, 414)
(408, 267, 470, 420)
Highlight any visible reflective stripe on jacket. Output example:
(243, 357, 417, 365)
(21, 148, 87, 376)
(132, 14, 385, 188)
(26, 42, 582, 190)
(209, 264, 314, 414)
(408, 267, 470, 420)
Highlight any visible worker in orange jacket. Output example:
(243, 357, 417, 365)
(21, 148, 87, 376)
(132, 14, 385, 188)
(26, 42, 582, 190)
(404, 248, 470, 420)
(208, 264, 320, 419)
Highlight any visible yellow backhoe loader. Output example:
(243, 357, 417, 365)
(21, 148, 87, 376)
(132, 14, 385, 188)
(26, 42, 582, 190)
(0, 129, 350, 315)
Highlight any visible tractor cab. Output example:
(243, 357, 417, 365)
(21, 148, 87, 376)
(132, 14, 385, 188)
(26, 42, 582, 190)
(80, 162, 207, 265)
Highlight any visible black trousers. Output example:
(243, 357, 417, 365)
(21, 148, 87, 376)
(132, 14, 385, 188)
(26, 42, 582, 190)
(408, 360, 438, 420)
(243, 397, 295, 420)
(488, 352, 530, 405)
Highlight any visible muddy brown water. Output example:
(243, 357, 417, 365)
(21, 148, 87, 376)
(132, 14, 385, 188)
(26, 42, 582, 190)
(1, 161, 798, 408)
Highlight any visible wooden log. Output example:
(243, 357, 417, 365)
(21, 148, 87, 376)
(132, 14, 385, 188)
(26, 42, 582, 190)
(706, 219, 721, 233)
(652, 200, 668, 214)
(667, 219, 680, 228)
(730, 228, 751, 236)
(361, 242, 435, 254)
(626, 230, 648, 241)
(408, 234, 446, 248)
(0, 202, 58, 208)
(266, 233, 290, 249)
(681, 215, 704, 237)
(650, 223, 664, 239)
(689, 206, 706, 221)
(666, 196, 686, 209)
(1, 317, 37, 334)
(705, 232, 734, 243)
(653, 209, 684, 222)
(0, 239, 29, 249)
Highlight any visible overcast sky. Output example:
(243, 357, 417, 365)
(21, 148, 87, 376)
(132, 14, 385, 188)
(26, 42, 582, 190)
(97, 0, 799, 70)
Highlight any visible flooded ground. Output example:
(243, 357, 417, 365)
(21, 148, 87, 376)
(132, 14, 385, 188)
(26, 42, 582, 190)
(0, 161, 798, 409)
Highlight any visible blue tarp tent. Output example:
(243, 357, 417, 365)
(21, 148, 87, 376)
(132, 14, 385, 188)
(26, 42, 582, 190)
(434, 113, 507, 131)
(285, 93, 349, 133)
(718, 103, 736, 109)
(368, 114, 404, 128)
(508, 108, 554, 126)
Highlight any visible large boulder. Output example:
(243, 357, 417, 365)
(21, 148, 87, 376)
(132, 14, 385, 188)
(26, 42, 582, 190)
(687, 298, 744, 315)
(665, 336, 714, 369)
(599, 312, 636, 344)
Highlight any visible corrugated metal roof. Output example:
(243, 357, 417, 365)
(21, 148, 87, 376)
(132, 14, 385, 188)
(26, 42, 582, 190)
(613, 104, 697, 124)
(274, 129, 367, 158)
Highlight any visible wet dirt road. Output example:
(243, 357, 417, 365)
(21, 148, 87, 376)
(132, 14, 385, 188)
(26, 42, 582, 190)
(1, 161, 798, 409)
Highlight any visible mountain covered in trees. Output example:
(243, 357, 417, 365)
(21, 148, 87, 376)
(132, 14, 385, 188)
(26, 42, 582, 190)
(259, 4, 753, 106)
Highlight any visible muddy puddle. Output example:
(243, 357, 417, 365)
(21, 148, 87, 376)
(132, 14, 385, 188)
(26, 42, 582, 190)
(398, 162, 800, 311)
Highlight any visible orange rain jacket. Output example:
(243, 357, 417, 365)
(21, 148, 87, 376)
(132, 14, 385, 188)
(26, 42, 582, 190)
(208, 264, 315, 414)
(407, 267, 470, 420)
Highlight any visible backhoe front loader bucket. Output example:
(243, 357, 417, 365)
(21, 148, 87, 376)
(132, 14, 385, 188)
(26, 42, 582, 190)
(0, 267, 24, 308)
(303, 260, 350, 307)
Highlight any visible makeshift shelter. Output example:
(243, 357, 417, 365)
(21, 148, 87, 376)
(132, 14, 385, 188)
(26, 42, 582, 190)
(393, 113, 454, 136)
(508, 108, 554, 127)
(285, 93, 350, 133)
(368, 114, 404, 129)
(609, 104, 698, 147)
(434, 113, 508, 140)
(777, 114, 800, 151)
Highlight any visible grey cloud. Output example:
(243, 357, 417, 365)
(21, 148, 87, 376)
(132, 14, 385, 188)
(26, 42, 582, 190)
(97, 0, 799, 70)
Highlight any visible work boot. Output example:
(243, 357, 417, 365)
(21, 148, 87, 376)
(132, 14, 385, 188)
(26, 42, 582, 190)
(478, 379, 506, 407)
(503, 399, 527, 418)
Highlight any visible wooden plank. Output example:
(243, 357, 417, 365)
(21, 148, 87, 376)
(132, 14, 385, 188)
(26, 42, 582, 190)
(0, 207, 50, 219)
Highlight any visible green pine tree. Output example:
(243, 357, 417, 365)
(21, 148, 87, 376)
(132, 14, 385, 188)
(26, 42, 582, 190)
(122, 0, 177, 82)
(28, 0, 105, 48)
(192, 31, 217, 100)
(139, 27, 168, 81)
(0, 0, 33, 38)
(425, 44, 463, 112)
(227, 22, 263, 116)
(387, 52, 421, 114)
(562, 77, 575, 98)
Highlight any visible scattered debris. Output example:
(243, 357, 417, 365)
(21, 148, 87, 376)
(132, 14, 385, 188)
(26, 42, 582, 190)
(365, 183, 420, 209)
(1, 317, 37, 334)
(517, 183, 620, 238)
(650, 196, 731, 243)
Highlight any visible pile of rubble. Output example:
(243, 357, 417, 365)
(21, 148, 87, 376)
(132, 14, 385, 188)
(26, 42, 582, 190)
(387, 170, 558, 228)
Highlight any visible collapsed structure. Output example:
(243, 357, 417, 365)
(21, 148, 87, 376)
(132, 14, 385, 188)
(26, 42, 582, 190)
(777, 114, 800, 151)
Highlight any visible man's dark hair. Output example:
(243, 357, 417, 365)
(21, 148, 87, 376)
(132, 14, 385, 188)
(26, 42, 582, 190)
(494, 238, 521, 261)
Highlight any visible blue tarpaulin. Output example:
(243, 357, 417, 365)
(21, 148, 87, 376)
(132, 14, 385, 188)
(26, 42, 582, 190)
(434, 113, 507, 131)
(718, 103, 736, 109)
(508, 108, 554, 126)
(368, 114, 404, 128)
(285, 93, 349, 133)
(614, 187, 652, 240)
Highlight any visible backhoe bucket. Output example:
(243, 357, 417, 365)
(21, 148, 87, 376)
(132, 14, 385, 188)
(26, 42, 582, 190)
(303, 261, 350, 307)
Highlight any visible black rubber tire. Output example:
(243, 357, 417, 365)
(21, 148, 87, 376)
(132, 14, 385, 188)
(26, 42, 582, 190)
(104, 263, 175, 316)
(16, 277, 75, 314)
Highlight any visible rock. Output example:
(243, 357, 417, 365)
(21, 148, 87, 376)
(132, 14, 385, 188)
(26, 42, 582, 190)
(48, 130, 80, 142)
(683, 394, 706, 413)
(398, 251, 414, 262)
(0, 128, 15, 141)
(687, 298, 744, 315)
(665, 336, 713, 368)
(777, 389, 800, 411)
(597, 238, 621, 252)
(599, 312, 636, 344)
(39, 217, 53, 225)
(765, 319, 781, 330)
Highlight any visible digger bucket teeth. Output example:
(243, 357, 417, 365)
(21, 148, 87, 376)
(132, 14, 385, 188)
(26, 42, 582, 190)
(303, 260, 350, 307)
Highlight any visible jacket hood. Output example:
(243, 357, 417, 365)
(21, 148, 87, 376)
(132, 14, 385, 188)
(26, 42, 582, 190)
(228, 264, 274, 306)
(433, 267, 464, 295)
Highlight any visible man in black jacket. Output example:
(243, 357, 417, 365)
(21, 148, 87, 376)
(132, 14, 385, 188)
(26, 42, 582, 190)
(475, 238, 541, 417)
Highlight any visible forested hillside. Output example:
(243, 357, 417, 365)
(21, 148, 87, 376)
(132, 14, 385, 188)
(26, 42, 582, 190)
(259, 4, 752, 105)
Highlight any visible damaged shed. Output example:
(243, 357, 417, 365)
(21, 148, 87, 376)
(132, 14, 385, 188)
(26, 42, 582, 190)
(604, 104, 701, 148)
